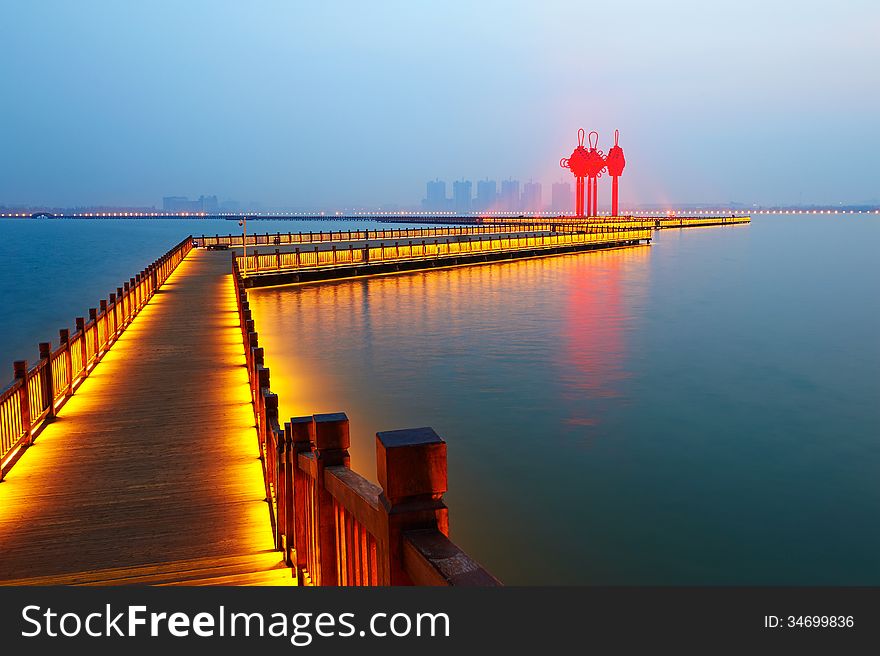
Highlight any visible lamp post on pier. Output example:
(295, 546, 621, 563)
(239, 216, 247, 274)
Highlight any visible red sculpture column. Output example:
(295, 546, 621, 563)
(585, 131, 606, 217)
(605, 129, 626, 217)
(560, 129, 590, 218)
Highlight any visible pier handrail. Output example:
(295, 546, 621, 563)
(193, 221, 642, 248)
(482, 215, 751, 227)
(235, 227, 651, 275)
(233, 256, 500, 586)
(0, 236, 193, 479)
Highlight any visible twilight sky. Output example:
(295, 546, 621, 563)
(1, 0, 878, 209)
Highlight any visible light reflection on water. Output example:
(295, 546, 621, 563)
(249, 216, 880, 584)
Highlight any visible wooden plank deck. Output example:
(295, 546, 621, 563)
(0, 250, 291, 585)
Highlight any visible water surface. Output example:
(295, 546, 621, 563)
(247, 215, 880, 584)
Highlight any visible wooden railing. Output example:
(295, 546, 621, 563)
(483, 215, 751, 228)
(194, 222, 600, 248)
(233, 257, 500, 586)
(0, 236, 193, 479)
(236, 227, 651, 275)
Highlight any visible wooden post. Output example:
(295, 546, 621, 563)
(109, 292, 118, 337)
(59, 328, 72, 396)
(14, 361, 31, 446)
(275, 248, 281, 270)
(123, 282, 130, 323)
(264, 392, 283, 549)
(289, 416, 314, 573)
(75, 317, 87, 371)
(314, 412, 350, 586)
(39, 342, 55, 421)
(279, 421, 292, 560)
(88, 308, 99, 358)
(134, 274, 142, 308)
(99, 300, 109, 349)
(376, 427, 448, 585)
(116, 286, 125, 326)
(255, 366, 269, 442)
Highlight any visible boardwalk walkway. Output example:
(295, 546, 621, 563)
(0, 250, 293, 585)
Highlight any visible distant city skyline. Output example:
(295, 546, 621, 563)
(424, 179, 565, 213)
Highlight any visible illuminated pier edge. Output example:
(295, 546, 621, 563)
(0, 237, 192, 479)
(225, 225, 654, 288)
(233, 257, 500, 586)
(192, 215, 748, 249)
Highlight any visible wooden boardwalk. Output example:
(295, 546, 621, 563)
(0, 250, 293, 585)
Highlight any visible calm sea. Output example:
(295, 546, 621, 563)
(2, 215, 878, 584)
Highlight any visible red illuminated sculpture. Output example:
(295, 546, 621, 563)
(560, 128, 626, 217)
(584, 131, 606, 217)
(605, 129, 626, 217)
(559, 128, 590, 218)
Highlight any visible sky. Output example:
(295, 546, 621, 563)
(1, 0, 878, 209)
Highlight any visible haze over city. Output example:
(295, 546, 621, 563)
(2, 0, 878, 210)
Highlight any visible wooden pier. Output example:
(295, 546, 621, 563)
(234, 226, 652, 288)
(0, 246, 292, 585)
(0, 238, 503, 586)
(0, 216, 745, 585)
(192, 214, 749, 251)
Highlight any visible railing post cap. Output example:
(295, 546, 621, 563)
(376, 427, 447, 501)
(39, 342, 52, 357)
(13, 360, 28, 376)
(314, 412, 350, 451)
(289, 415, 316, 445)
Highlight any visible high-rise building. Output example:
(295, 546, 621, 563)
(500, 179, 520, 212)
(521, 181, 542, 213)
(162, 196, 192, 212)
(551, 182, 573, 214)
(162, 195, 219, 213)
(475, 179, 497, 212)
(423, 179, 447, 211)
(452, 180, 472, 214)
(198, 195, 219, 213)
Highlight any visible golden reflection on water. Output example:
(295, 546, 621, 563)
(247, 246, 651, 481)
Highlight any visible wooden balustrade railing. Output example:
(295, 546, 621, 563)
(233, 256, 500, 586)
(0, 236, 193, 479)
(235, 227, 651, 275)
(483, 215, 751, 227)
(194, 221, 626, 248)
